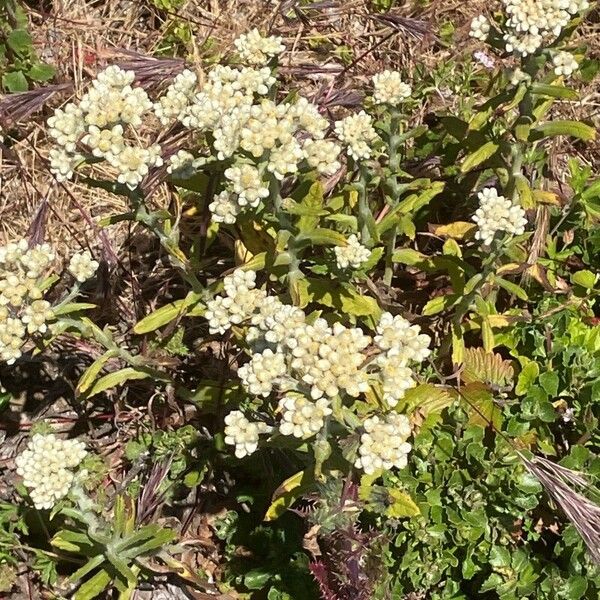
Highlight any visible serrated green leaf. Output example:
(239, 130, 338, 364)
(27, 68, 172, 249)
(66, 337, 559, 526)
(462, 348, 514, 388)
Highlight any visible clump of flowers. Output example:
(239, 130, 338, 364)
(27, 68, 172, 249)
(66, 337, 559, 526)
(224, 411, 272, 458)
(334, 111, 379, 161)
(372, 70, 412, 106)
(552, 51, 579, 77)
(334, 234, 371, 271)
(470, 0, 589, 56)
(472, 188, 528, 246)
(233, 28, 285, 66)
(68, 250, 99, 283)
(47, 65, 162, 189)
(210, 270, 430, 468)
(354, 413, 412, 475)
(0, 240, 56, 363)
(15, 434, 87, 509)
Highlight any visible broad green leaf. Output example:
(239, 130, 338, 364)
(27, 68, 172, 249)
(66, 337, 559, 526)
(516, 361, 539, 396)
(460, 382, 503, 430)
(73, 569, 112, 600)
(84, 367, 152, 398)
(571, 269, 597, 289)
(391, 248, 430, 265)
(422, 294, 458, 316)
(297, 180, 325, 233)
(402, 384, 453, 416)
(7, 29, 32, 54)
(460, 142, 499, 174)
(2, 71, 28, 92)
(533, 120, 596, 142)
(28, 63, 56, 82)
(385, 489, 421, 518)
(51, 530, 94, 554)
(515, 175, 535, 209)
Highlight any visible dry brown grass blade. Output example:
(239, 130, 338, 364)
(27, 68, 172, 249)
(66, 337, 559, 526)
(0, 83, 73, 128)
(520, 453, 600, 565)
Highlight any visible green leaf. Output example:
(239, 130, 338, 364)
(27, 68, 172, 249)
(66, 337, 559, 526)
(516, 362, 539, 396)
(460, 142, 499, 174)
(460, 382, 502, 430)
(296, 180, 325, 233)
(402, 384, 453, 416)
(53, 302, 97, 316)
(462, 348, 514, 388)
(495, 277, 529, 301)
(533, 120, 596, 142)
(422, 294, 459, 316)
(7, 29, 32, 54)
(120, 528, 175, 558)
(2, 71, 28, 92)
(133, 292, 203, 334)
(70, 556, 107, 586)
(265, 470, 313, 521)
(539, 371, 559, 397)
(76, 351, 119, 394)
(530, 83, 579, 100)
(28, 63, 56, 82)
(571, 269, 597, 289)
(391, 248, 430, 266)
(73, 569, 112, 600)
(84, 367, 152, 398)
(385, 489, 421, 518)
(296, 228, 348, 247)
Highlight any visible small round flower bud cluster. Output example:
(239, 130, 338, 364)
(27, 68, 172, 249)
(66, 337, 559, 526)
(334, 111, 379, 161)
(0, 240, 56, 364)
(278, 395, 332, 438)
(208, 191, 242, 225)
(234, 28, 285, 66)
(224, 164, 270, 208)
(224, 410, 272, 458)
(478, 0, 591, 56)
(68, 250, 99, 283)
(166, 150, 196, 177)
(204, 270, 266, 334)
(552, 51, 579, 77)
(334, 234, 371, 271)
(154, 69, 198, 125)
(472, 188, 528, 246)
(372, 70, 412, 106)
(237, 348, 287, 397)
(354, 413, 412, 474)
(15, 434, 87, 509)
(47, 65, 162, 189)
(470, 15, 491, 41)
(509, 68, 531, 86)
(374, 312, 431, 365)
(302, 139, 342, 176)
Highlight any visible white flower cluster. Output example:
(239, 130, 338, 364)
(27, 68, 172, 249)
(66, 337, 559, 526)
(334, 111, 379, 161)
(234, 29, 285, 66)
(278, 395, 332, 439)
(166, 150, 197, 177)
(472, 188, 528, 246)
(214, 271, 430, 461)
(372, 70, 412, 106)
(68, 250, 99, 283)
(0, 240, 55, 364)
(334, 234, 371, 270)
(471, 0, 589, 56)
(47, 65, 162, 188)
(224, 410, 272, 458)
(15, 434, 87, 509)
(470, 15, 491, 41)
(552, 51, 579, 77)
(205, 270, 266, 334)
(354, 413, 412, 474)
(154, 69, 197, 125)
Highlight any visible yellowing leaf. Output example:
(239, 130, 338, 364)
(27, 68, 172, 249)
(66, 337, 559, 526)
(533, 190, 561, 205)
(462, 347, 514, 388)
(460, 382, 503, 430)
(265, 470, 313, 521)
(430, 221, 477, 239)
(385, 489, 421, 518)
(402, 384, 453, 416)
